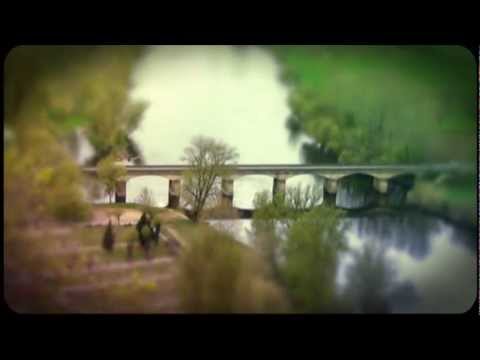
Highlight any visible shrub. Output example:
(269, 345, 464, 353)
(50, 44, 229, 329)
(177, 226, 288, 313)
(140, 225, 152, 239)
(123, 228, 138, 261)
(152, 214, 163, 227)
(102, 221, 115, 252)
(282, 207, 346, 313)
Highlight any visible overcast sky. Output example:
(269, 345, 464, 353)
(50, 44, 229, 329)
(126, 46, 315, 208)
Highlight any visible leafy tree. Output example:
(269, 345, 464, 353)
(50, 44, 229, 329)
(4, 46, 148, 312)
(270, 46, 476, 165)
(136, 212, 155, 258)
(251, 184, 323, 280)
(103, 221, 115, 252)
(96, 155, 127, 203)
(282, 207, 346, 312)
(181, 136, 239, 222)
(177, 226, 288, 313)
(4, 46, 147, 225)
(5, 46, 148, 159)
(5, 127, 91, 223)
(140, 225, 153, 259)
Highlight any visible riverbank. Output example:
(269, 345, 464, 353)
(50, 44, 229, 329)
(406, 179, 476, 230)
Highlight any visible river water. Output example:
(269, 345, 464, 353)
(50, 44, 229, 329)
(208, 211, 476, 313)
(78, 45, 477, 313)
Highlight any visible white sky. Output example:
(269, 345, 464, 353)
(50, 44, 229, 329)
(130, 45, 301, 165)
(126, 45, 312, 208)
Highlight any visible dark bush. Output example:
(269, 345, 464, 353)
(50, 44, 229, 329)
(102, 221, 115, 252)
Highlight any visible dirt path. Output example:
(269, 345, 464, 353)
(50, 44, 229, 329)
(89, 208, 143, 226)
(87, 207, 189, 227)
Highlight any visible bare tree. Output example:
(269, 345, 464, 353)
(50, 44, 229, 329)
(136, 187, 156, 216)
(181, 136, 238, 222)
(284, 183, 323, 212)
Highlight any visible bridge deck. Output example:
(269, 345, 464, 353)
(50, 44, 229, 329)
(82, 163, 470, 175)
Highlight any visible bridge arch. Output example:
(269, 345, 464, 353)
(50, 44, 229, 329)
(232, 174, 274, 209)
(336, 173, 377, 209)
(285, 174, 324, 205)
(125, 175, 170, 207)
(382, 173, 416, 207)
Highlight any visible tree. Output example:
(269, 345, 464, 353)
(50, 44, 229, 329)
(103, 220, 115, 252)
(251, 183, 323, 281)
(136, 212, 155, 259)
(3, 46, 147, 312)
(135, 186, 156, 216)
(152, 215, 162, 246)
(96, 155, 127, 203)
(282, 207, 346, 312)
(181, 136, 239, 222)
(271, 46, 476, 165)
(177, 226, 288, 313)
(140, 225, 153, 259)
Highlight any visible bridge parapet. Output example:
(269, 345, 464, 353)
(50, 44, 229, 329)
(83, 163, 471, 180)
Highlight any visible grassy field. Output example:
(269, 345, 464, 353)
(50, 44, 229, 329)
(6, 221, 181, 313)
(92, 203, 168, 215)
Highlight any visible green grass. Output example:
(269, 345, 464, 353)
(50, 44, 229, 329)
(442, 186, 475, 206)
(75, 225, 131, 246)
(100, 241, 169, 263)
(68, 225, 169, 260)
(93, 203, 168, 215)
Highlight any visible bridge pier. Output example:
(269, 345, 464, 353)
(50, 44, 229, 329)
(323, 178, 337, 207)
(373, 178, 389, 207)
(273, 177, 286, 198)
(115, 181, 126, 203)
(373, 178, 389, 194)
(221, 178, 234, 207)
(168, 179, 181, 209)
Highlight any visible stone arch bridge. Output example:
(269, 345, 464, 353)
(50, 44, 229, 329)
(82, 163, 469, 209)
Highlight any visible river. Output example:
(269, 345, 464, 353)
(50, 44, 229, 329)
(207, 210, 476, 313)
(78, 45, 477, 313)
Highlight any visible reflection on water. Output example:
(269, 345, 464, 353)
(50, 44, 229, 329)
(346, 212, 439, 260)
(208, 210, 477, 313)
(339, 242, 399, 313)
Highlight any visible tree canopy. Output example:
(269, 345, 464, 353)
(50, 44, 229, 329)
(4, 46, 146, 223)
(5, 46, 148, 159)
(96, 155, 127, 203)
(270, 46, 476, 165)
